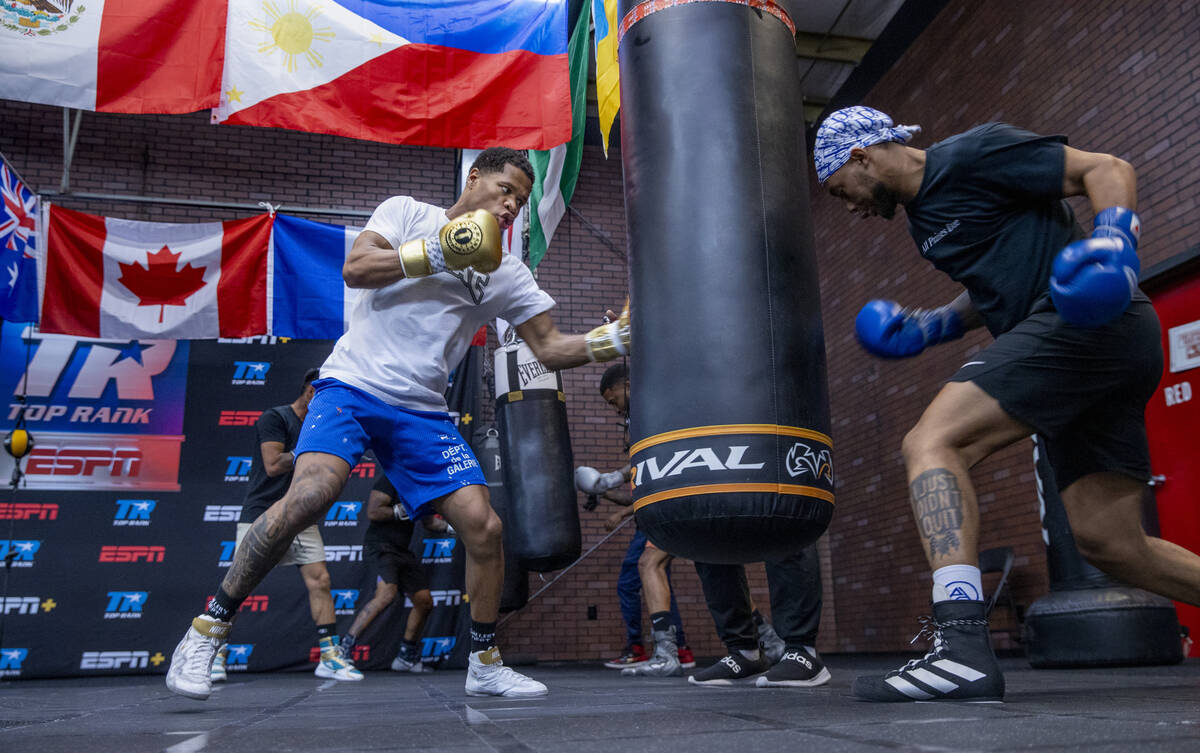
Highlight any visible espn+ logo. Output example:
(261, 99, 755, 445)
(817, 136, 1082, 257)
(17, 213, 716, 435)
(79, 650, 165, 670)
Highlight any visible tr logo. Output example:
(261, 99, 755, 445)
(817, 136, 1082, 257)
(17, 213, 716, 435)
(333, 589, 359, 612)
(231, 361, 270, 384)
(784, 442, 833, 484)
(422, 538, 455, 562)
(113, 499, 155, 526)
(105, 591, 147, 617)
(324, 502, 361, 526)
(421, 636, 457, 659)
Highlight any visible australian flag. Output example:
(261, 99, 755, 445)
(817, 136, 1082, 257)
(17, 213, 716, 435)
(0, 155, 38, 322)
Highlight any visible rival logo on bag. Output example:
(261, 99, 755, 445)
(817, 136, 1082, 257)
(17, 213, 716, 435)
(98, 545, 164, 563)
(1, 597, 55, 615)
(231, 361, 270, 385)
(0, 540, 39, 567)
(324, 545, 362, 563)
(225, 644, 254, 670)
(631, 445, 764, 489)
(324, 501, 360, 527)
(104, 591, 147, 619)
(80, 650, 165, 670)
(224, 456, 252, 482)
(217, 540, 237, 567)
(420, 636, 457, 659)
(0, 503, 58, 520)
(217, 410, 262, 426)
(784, 442, 834, 484)
(333, 589, 359, 615)
(422, 538, 455, 564)
(204, 505, 242, 522)
(0, 648, 28, 677)
(113, 499, 155, 526)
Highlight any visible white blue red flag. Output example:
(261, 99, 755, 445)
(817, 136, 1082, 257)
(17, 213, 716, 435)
(213, 0, 571, 149)
(0, 155, 38, 322)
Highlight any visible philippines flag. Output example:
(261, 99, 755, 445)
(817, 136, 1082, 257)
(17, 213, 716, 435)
(270, 213, 358, 339)
(0, 156, 38, 322)
(213, 0, 571, 149)
(0, 0, 226, 113)
(40, 206, 272, 338)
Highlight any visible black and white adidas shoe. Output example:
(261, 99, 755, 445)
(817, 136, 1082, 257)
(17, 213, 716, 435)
(688, 652, 770, 686)
(755, 648, 831, 688)
(852, 600, 1004, 702)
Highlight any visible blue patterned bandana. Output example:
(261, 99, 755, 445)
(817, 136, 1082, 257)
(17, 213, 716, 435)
(813, 106, 921, 184)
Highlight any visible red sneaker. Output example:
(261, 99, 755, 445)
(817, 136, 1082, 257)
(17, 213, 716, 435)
(604, 644, 648, 669)
(677, 646, 696, 669)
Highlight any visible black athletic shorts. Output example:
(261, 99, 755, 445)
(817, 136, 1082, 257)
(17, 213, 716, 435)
(364, 541, 429, 596)
(948, 299, 1162, 490)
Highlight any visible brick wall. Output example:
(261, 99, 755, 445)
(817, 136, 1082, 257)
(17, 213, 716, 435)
(811, 0, 1200, 652)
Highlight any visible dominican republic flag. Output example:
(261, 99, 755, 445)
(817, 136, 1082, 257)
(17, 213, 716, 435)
(270, 213, 358, 340)
(213, 0, 571, 149)
(41, 205, 272, 339)
(0, 0, 226, 113)
(0, 156, 38, 322)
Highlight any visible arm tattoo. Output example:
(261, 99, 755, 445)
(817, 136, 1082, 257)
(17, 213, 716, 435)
(911, 468, 964, 558)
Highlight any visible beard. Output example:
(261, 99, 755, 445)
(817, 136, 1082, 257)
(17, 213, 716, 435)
(870, 180, 900, 220)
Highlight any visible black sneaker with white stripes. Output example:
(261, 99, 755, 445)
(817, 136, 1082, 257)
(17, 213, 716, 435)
(755, 648, 831, 688)
(688, 651, 770, 686)
(852, 600, 1004, 702)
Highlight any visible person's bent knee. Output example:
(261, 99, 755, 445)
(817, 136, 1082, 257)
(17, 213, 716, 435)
(1073, 526, 1138, 570)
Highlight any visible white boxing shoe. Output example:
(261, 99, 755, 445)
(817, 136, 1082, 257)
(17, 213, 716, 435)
(166, 615, 231, 700)
(465, 648, 547, 698)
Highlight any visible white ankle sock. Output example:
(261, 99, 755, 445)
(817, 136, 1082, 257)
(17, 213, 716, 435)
(932, 564, 983, 603)
(738, 648, 761, 661)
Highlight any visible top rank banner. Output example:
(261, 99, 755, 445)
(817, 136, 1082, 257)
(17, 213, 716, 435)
(0, 321, 188, 491)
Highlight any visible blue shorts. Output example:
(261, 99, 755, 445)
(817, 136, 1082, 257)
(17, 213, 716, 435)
(295, 378, 485, 518)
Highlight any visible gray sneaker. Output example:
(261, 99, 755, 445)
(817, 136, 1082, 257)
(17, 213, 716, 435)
(391, 654, 433, 673)
(621, 628, 682, 677)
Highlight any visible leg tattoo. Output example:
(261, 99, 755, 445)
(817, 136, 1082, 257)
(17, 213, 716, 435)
(911, 468, 965, 558)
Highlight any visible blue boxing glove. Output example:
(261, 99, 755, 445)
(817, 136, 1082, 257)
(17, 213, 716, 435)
(855, 300, 965, 359)
(1049, 207, 1141, 328)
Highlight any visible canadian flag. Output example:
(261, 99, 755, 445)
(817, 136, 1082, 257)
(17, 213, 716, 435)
(41, 205, 272, 339)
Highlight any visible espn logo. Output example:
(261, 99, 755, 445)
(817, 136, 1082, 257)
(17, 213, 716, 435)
(204, 594, 268, 613)
(348, 461, 376, 479)
(324, 545, 362, 563)
(311, 645, 370, 663)
(218, 410, 262, 426)
(79, 650, 165, 670)
(404, 590, 465, 608)
(99, 545, 165, 563)
(203, 505, 243, 522)
(0, 503, 58, 520)
(2, 597, 55, 615)
(25, 447, 142, 477)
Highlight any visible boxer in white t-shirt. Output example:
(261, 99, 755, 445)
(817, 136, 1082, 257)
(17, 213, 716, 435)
(167, 147, 630, 700)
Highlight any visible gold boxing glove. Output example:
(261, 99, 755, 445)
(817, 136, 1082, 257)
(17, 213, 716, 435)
(585, 300, 631, 362)
(397, 208, 503, 278)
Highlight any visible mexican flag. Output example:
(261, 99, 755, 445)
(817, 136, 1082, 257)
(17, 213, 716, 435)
(527, 0, 591, 270)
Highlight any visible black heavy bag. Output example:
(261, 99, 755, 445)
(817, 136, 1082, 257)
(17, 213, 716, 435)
(619, 0, 834, 563)
(1023, 437, 1183, 667)
(475, 425, 529, 612)
(494, 339, 581, 571)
